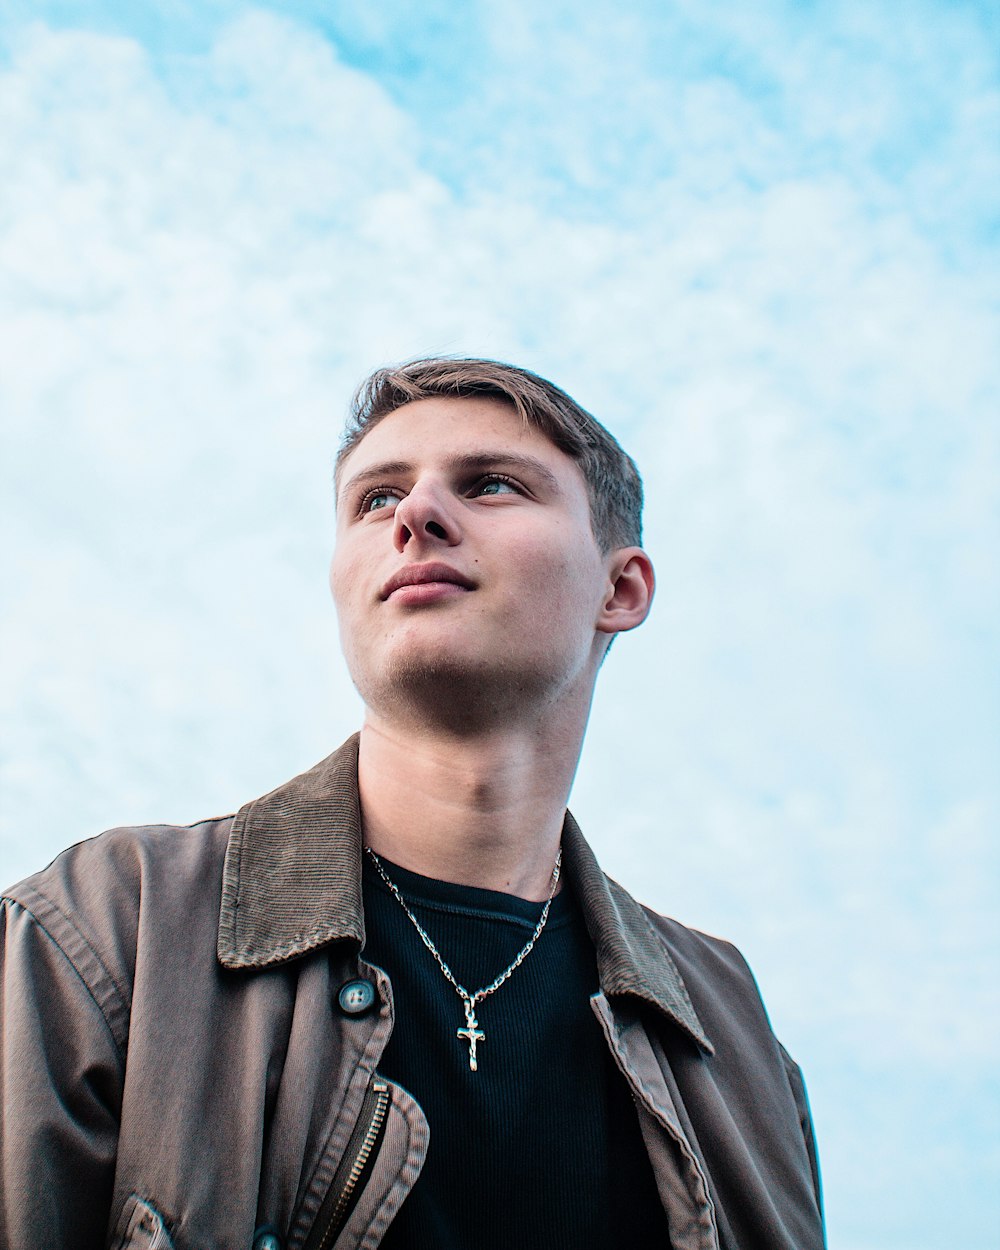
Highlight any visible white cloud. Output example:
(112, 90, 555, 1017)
(0, 8, 997, 1244)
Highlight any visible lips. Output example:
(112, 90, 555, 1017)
(380, 562, 476, 600)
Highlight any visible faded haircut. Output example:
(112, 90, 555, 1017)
(336, 357, 643, 550)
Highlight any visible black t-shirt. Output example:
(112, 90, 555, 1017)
(361, 854, 671, 1248)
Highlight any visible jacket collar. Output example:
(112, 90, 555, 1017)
(218, 735, 711, 1053)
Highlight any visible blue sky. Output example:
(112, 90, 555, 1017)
(1, 3, 997, 1246)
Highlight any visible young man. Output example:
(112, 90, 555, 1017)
(0, 359, 825, 1248)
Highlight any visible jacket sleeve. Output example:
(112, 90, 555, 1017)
(779, 1041, 825, 1229)
(0, 896, 123, 1249)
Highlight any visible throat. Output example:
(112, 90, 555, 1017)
(356, 721, 574, 900)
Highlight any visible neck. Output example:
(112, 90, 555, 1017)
(357, 706, 588, 901)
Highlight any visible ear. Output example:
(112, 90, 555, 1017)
(596, 547, 655, 635)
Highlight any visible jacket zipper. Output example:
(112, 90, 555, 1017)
(303, 1078, 391, 1250)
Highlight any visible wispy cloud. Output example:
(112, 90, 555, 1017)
(1, 6, 997, 1246)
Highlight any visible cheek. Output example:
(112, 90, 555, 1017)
(510, 537, 602, 619)
(329, 538, 358, 598)
(328, 558, 362, 634)
(328, 561, 343, 610)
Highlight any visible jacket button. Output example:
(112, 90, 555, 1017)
(253, 1231, 282, 1250)
(338, 978, 377, 1015)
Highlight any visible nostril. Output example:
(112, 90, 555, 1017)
(426, 520, 447, 539)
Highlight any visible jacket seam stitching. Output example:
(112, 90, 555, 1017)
(290, 1033, 386, 1246)
(28, 889, 131, 1023)
(594, 1001, 717, 1239)
(627, 1064, 718, 1237)
(1, 896, 128, 1064)
(219, 802, 254, 955)
(355, 1096, 428, 1249)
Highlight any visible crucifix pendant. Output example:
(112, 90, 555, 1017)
(456, 1000, 485, 1071)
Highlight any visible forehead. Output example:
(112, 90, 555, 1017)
(338, 395, 586, 490)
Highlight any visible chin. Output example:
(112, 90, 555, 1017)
(353, 644, 569, 731)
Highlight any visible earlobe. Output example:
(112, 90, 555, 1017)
(596, 548, 655, 635)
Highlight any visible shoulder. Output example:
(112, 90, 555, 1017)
(641, 905, 760, 989)
(5, 814, 235, 913)
(3, 817, 235, 1019)
(616, 895, 825, 1233)
(636, 900, 804, 1091)
(632, 896, 784, 1048)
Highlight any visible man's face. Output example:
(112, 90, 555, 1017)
(330, 396, 616, 725)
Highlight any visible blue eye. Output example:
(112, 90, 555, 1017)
(476, 477, 518, 496)
(363, 490, 399, 513)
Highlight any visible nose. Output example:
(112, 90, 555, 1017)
(392, 479, 461, 552)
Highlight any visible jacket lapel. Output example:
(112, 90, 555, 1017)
(217, 736, 366, 969)
(561, 813, 712, 1053)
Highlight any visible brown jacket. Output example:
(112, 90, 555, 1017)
(0, 737, 824, 1249)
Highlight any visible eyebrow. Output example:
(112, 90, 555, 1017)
(340, 451, 563, 499)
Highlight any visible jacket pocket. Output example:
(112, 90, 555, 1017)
(109, 1195, 177, 1250)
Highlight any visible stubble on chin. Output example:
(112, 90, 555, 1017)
(353, 644, 560, 736)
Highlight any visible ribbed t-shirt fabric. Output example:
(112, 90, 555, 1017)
(361, 853, 672, 1248)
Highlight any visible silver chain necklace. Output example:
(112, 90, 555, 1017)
(365, 845, 563, 1072)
